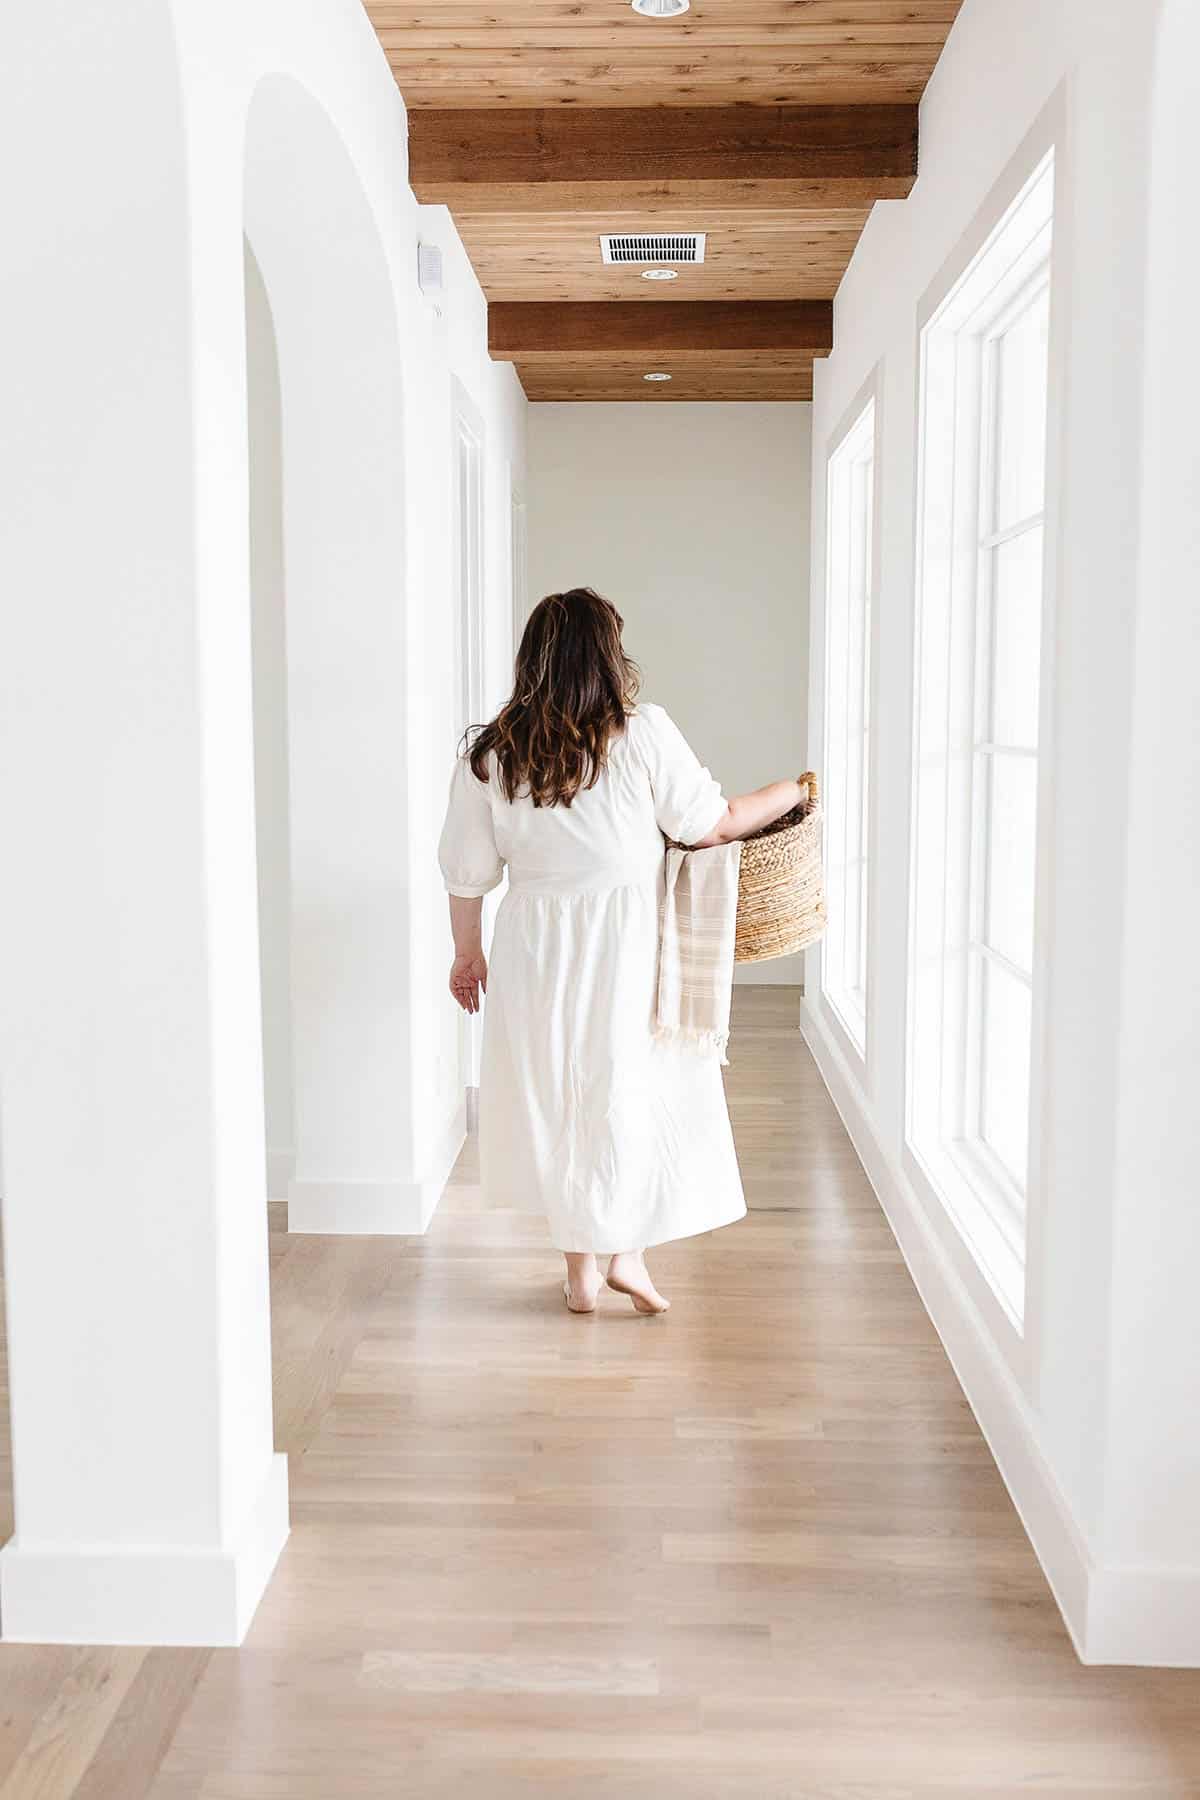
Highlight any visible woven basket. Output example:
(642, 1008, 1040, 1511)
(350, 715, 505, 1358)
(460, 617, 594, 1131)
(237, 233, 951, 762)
(733, 772, 826, 965)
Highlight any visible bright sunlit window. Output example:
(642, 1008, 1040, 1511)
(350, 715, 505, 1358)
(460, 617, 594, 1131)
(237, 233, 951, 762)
(822, 396, 877, 1057)
(908, 150, 1056, 1326)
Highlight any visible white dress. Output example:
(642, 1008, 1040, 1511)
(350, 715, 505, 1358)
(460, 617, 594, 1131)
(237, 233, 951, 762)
(438, 703, 747, 1253)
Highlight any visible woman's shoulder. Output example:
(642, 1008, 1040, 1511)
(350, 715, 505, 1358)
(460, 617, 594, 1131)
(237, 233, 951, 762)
(622, 702, 661, 752)
(626, 701, 687, 747)
(621, 703, 686, 776)
(626, 700, 669, 734)
(452, 737, 495, 791)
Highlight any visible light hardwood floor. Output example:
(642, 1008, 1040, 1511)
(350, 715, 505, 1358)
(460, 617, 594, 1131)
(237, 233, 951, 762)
(1, 988, 1198, 1796)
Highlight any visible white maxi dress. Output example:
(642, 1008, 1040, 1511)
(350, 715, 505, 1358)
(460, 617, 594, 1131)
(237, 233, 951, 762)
(438, 703, 747, 1253)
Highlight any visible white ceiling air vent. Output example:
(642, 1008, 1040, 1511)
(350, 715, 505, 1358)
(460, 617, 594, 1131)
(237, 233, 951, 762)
(600, 233, 706, 266)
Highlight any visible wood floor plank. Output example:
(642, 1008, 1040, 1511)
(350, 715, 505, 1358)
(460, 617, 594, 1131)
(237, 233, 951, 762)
(69, 1652, 211, 1800)
(359, 1647, 660, 1695)
(0, 1653, 77, 1788)
(0, 1650, 145, 1800)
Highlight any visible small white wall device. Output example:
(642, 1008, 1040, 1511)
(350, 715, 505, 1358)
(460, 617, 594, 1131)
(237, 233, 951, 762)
(417, 242, 444, 297)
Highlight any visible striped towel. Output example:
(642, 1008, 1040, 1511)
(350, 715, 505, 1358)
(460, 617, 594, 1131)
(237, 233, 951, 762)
(655, 841, 743, 1064)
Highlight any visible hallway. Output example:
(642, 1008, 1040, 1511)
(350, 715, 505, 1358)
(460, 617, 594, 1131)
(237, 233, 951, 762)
(1, 991, 1196, 1797)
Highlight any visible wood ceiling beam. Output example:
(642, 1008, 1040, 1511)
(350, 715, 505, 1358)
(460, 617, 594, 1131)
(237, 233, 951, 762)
(489, 300, 834, 364)
(515, 365, 816, 403)
(409, 104, 917, 215)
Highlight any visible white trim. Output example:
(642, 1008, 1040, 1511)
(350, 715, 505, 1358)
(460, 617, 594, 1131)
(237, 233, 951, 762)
(266, 1145, 294, 1199)
(0, 1453, 289, 1647)
(287, 1104, 465, 1235)
(1020, 101, 1073, 1417)
(916, 97, 1064, 340)
(287, 1179, 428, 1234)
(1087, 1566, 1200, 1670)
(981, 509, 1044, 551)
(817, 365, 884, 1095)
(800, 997, 1200, 1668)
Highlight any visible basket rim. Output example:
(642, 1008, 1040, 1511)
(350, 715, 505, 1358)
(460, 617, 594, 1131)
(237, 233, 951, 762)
(742, 797, 820, 845)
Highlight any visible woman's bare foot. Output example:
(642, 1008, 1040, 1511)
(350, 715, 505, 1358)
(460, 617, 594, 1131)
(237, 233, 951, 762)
(606, 1251, 670, 1314)
(563, 1252, 601, 1314)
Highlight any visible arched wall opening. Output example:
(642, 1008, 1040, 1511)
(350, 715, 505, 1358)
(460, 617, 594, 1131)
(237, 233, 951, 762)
(243, 74, 417, 1232)
(0, 2, 292, 1645)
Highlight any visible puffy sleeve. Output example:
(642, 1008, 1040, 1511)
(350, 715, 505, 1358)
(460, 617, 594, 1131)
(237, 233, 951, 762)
(634, 703, 728, 845)
(438, 755, 505, 897)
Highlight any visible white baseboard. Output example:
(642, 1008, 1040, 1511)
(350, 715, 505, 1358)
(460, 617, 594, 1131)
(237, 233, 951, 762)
(0, 1452, 289, 1647)
(799, 996, 1200, 1668)
(417, 1101, 467, 1230)
(1087, 1564, 1200, 1668)
(287, 1178, 428, 1234)
(266, 1146, 294, 1200)
(286, 1105, 465, 1237)
(734, 955, 806, 987)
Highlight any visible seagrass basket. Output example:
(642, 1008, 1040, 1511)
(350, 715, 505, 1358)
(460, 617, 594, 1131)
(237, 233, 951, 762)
(733, 772, 826, 964)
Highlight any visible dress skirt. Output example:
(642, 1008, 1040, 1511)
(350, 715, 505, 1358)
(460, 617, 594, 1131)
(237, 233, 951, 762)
(480, 879, 746, 1253)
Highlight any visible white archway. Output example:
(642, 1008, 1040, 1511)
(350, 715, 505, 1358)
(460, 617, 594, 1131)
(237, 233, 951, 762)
(0, 3, 287, 1646)
(243, 75, 418, 1233)
(0, 36, 418, 1650)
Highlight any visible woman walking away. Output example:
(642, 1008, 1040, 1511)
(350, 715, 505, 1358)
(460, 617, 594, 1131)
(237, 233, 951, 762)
(438, 587, 808, 1315)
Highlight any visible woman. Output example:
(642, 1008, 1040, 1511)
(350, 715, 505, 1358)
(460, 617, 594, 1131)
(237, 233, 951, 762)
(438, 588, 807, 1315)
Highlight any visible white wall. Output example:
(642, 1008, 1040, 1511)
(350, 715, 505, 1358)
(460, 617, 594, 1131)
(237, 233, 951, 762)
(801, 0, 1199, 1664)
(0, 0, 524, 1644)
(528, 402, 812, 984)
(1105, 0, 1200, 1593)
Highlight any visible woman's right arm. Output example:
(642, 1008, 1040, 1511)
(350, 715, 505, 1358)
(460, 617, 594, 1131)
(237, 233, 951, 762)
(690, 777, 807, 848)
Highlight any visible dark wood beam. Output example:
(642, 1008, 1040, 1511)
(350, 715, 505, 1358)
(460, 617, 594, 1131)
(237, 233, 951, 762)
(515, 364, 816, 403)
(410, 103, 918, 214)
(489, 300, 833, 365)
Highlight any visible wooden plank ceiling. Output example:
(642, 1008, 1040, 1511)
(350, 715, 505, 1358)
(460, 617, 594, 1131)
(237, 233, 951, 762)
(363, 1, 964, 400)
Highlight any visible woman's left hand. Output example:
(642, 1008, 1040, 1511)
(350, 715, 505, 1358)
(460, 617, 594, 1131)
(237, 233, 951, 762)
(449, 951, 488, 1014)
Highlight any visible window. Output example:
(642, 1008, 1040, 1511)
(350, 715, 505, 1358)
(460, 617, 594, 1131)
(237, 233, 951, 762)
(453, 398, 485, 737)
(822, 396, 878, 1056)
(908, 151, 1056, 1325)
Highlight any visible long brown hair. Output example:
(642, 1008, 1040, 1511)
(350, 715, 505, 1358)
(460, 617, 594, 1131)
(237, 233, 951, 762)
(467, 587, 640, 806)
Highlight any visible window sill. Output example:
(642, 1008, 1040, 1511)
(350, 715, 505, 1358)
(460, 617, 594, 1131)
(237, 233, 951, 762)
(906, 1132, 1026, 1332)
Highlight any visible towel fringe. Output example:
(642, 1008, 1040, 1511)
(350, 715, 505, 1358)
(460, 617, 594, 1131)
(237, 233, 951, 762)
(653, 1024, 731, 1067)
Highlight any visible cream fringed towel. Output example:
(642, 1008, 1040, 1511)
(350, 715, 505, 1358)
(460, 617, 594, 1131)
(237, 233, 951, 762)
(655, 841, 743, 1063)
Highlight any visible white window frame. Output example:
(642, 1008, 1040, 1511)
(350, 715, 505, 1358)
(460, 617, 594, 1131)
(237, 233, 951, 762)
(959, 265, 1050, 1223)
(820, 384, 882, 1069)
(906, 120, 1065, 1355)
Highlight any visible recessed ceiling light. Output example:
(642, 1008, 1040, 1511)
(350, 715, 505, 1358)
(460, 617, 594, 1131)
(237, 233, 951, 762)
(643, 372, 672, 382)
(631, 0, 690, 16)
(641, 267, 679, 281)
